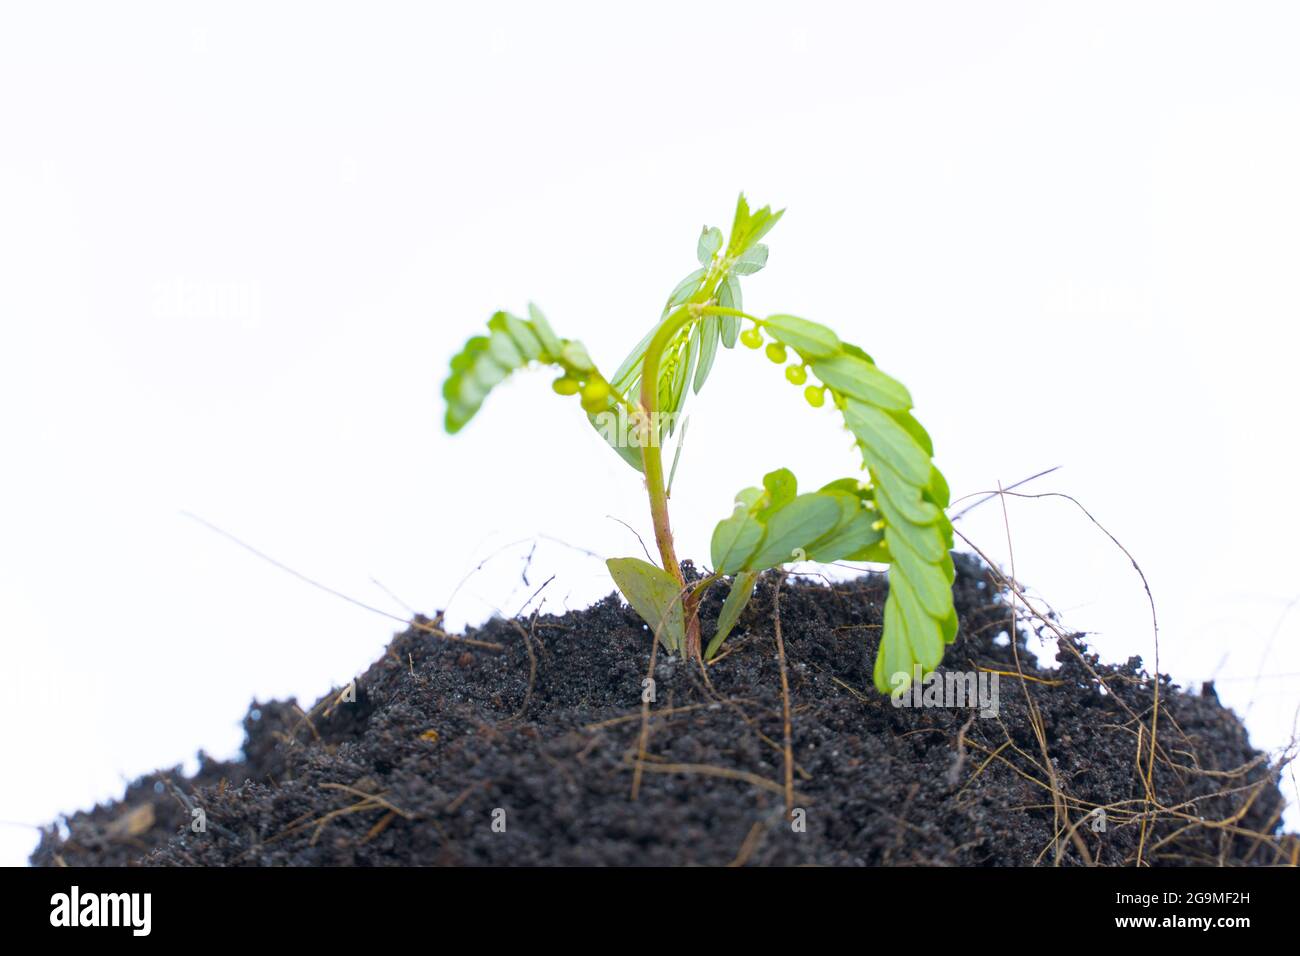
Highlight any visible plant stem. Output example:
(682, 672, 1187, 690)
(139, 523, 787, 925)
(639, 304, 701, 657)
(698, 305, 761, 323)
(637, 258, 745, 657)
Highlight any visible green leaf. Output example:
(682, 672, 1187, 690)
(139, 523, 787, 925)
(757, 468, 798, 520)
(497, 312, 543, 361)
(872, 473, 942, 528)
(730, 244, 769, 276)
(443, 319, 547, 434)
(727, 194, 784, 256)
(847, 538, 891, 563)
(729, 194, 751, 252)
(811, 353, 912, 411)
(744, 208, 784, 248)
(693, 315, 720, 393)
(762, 314, 841, 359)
(939, 605, 959, 644)
(711, 507, 764, 574)
(873, 483, 944, 550)
(805, 493, 882, 562)
(527, 303, 563, 355)
(471, 355, 508, 389)
(712, 472, 888, 572)
(844, 400, 932, 486)
(842, 342, 876, 365)
(607, 557, 687, 653)
(561, 340, 595, 372)
(874, 595, 909, 693)
(890, 572, 944, 665)
(705, 571, 759, 659)
(886, 527, 954, 619)
(443, 307, 615, 456)
(812, 350, 955, 692)
(874, 575, 950, 695)
(718, 275, 742, 347)
(697, 225, 723, 265)
(486, 325, 524, 369)
(611, 325, 656, 393)
(889, 409, 933, 457)
(746, 493, 842, 570)
(668, 329, 697, 425)
(664, 268, 707, 315)
(588, 409, 645, 472)
(925, 464, 951, 510)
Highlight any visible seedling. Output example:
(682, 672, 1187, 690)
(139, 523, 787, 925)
(442, 197, 955, 693)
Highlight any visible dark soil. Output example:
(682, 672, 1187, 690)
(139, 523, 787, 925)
(33, 554, 1293, 866)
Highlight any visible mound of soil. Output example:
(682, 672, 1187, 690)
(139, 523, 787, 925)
(33, 554, 1292, 866)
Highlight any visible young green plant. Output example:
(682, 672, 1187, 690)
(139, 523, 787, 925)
(442, 196, 956, 693)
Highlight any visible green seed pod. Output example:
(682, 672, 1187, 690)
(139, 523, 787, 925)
(740, 328, 763, 350)
(785, 364, 807, 385)
(580, 378, 611, 413)
(552, 376, 580, 396)
(765, 342, 788, 364)
(804, 385, 825, 407)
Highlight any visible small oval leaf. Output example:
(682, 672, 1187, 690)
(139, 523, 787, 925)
(745, 494, 842, 570)
(763, 314, 841, 359)
(812, 353, 912, 411)
(607, 557, 686, 653)
(711, 509, 764, 574)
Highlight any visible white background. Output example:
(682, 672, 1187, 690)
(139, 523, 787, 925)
(2, 1, 1297, 865)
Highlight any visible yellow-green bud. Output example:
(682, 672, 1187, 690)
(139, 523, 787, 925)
(580, 379, 611, 412)
(765, 342, 787, 364)
(552, 376, 580, 396)
(740, 328, 763, 349)
(785, 365, 807, 385)
(804, 385, 825, 407)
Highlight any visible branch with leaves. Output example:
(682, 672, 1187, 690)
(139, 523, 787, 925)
(441, 196, 956, 693)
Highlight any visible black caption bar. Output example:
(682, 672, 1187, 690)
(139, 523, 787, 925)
(0, 865, 1283, 940)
